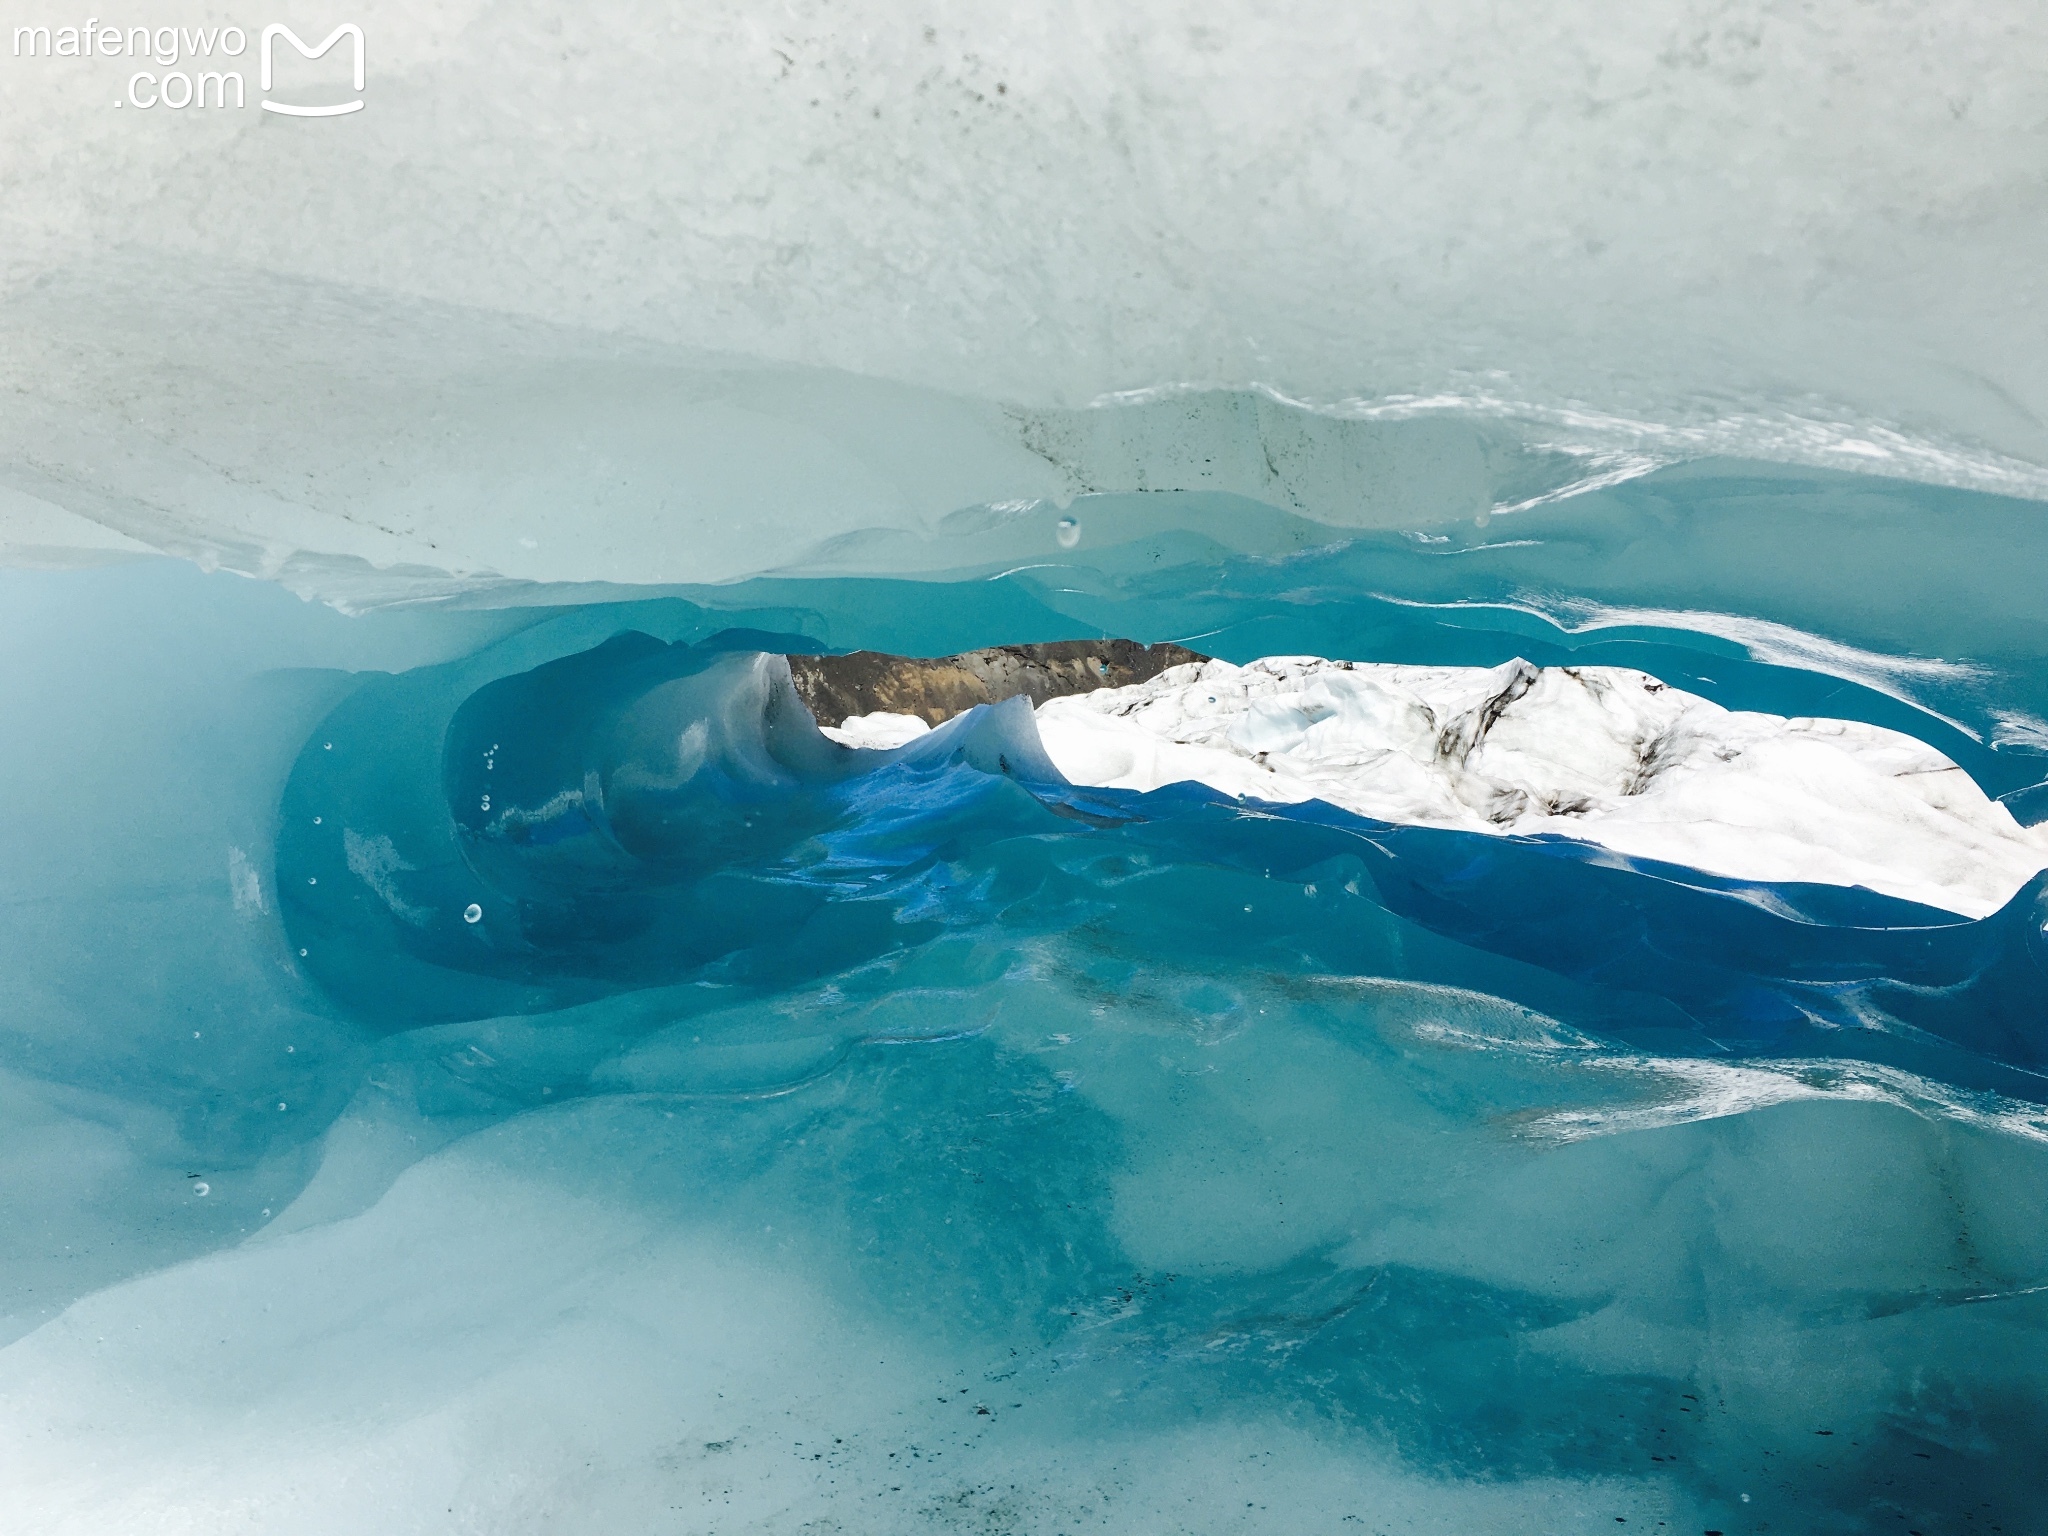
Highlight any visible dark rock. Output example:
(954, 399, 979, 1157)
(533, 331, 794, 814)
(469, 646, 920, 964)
(786, 639, 1209, 728)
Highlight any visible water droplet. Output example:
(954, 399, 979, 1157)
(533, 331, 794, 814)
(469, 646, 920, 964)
(1055, 516, 1081, 549)
(312, 816, 322, 825)
(192, 1182, 210, 1197)
(193, 1031, 201, 1039)
(277, 1102, 288, 1112)
(307, 876, 317, 886)
(298, 947, 308, 957)
(286, 1045, 295, 1053)
(1472, 510, 1492, 529)
(323, 742, 333, 751)
(463, 903, 483, 924)
(261, 1208, 271, 1218)
(480, 796, 491, 811)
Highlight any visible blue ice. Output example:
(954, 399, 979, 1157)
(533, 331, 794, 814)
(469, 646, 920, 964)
(0, 465, 2044, 1533)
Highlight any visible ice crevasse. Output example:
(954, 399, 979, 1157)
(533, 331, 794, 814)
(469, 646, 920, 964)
(7, 483, 2048, 1536)
(4, 2, 2048, 1531)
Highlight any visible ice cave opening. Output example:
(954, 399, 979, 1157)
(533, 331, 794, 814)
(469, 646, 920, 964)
(5, 4, 2048, 1531)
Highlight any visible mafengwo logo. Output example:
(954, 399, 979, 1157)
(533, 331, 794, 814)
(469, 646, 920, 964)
(11, 20, 364, 116)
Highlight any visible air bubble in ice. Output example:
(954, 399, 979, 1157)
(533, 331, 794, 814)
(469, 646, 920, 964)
(1055, 517, 1081, 549)
(463, 903, 483, 924)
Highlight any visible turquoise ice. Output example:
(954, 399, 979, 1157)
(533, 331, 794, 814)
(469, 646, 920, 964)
(0, 464, 2043, 1532)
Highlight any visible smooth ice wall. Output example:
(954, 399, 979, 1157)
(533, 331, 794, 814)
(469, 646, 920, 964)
(3, 0, 2047, 596)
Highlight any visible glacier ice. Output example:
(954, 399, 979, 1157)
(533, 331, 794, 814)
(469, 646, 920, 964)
(3, 463, 2048, 1532)
(6, 0, 2048, 592)
(819, 650, 2048, 917)
(1033, 656, 2048, 917)
(5, 1, 2048, 1527)
(0, 507, 2039, 1536)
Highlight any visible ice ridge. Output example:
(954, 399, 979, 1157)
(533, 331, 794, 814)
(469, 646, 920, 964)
(1025, 656, 2048, 919)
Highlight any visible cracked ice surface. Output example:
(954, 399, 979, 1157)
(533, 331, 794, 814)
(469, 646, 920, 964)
(1030, 657, 2048, 917)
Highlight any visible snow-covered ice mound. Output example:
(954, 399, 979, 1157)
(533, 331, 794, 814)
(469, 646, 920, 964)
(835, 656, 2048, 918)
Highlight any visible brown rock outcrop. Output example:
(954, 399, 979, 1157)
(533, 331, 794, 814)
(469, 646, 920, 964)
(786, 639, 1208, 728)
